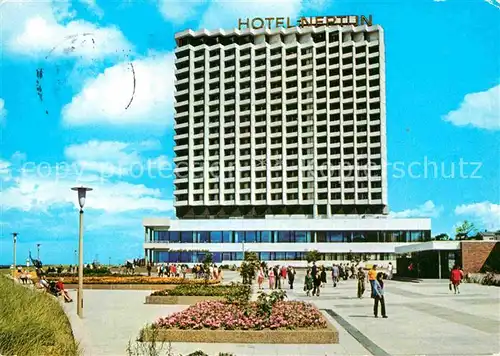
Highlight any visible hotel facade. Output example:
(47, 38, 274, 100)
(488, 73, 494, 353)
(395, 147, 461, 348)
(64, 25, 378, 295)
(144, 23, 432, 266)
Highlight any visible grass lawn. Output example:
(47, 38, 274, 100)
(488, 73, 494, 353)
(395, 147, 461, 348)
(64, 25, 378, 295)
(0, 276, 79, 356)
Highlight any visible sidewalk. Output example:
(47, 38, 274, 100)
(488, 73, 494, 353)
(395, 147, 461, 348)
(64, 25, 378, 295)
(61, 271, 500, 356)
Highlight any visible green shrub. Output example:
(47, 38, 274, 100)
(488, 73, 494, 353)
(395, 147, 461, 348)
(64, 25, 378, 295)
(150, 283, 251, 302)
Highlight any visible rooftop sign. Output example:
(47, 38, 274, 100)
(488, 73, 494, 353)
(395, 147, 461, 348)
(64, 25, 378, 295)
(238, 15, 373, 31)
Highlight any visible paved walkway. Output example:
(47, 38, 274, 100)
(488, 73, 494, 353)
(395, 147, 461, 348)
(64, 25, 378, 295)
(63, 271, 500, 356)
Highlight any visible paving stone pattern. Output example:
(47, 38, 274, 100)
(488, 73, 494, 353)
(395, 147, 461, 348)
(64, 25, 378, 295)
(63, 271, 500, 356)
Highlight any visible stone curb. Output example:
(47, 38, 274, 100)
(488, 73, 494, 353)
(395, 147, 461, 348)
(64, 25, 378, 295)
(145, 295, 225, 304)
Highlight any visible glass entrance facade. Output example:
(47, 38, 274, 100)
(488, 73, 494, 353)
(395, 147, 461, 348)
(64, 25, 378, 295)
(149, 230, 430, 244)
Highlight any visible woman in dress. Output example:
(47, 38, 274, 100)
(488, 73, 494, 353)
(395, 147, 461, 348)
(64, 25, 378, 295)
(268, 267, 275, 290)
(257, 267, 265, 290)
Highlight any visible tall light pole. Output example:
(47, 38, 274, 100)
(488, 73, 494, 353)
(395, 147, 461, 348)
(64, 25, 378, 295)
(37, 243, 41, 260)
(12, 232, 18, 278)
(71, 186, 92, 318)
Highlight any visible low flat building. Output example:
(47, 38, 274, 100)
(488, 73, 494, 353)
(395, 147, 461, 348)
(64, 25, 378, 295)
(143, 216, 431, 267)
(395, 240, 500, 279)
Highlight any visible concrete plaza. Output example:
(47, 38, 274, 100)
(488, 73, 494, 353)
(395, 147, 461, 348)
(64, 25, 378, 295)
(63, 271, 500, 356)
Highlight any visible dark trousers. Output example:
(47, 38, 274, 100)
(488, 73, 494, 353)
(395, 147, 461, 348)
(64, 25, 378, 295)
(289, 279, 294, 289)
(374, 295, 386, 317)
(357, 281, 365, 298)
(312, 279, 320, 296)
(275, 277, 281, 289)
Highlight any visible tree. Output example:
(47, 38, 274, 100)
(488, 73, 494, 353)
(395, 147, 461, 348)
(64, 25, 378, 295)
(455, 221, 476, 240)
(202, 252, 213, 266)
(240, 251, 260, 284)
(433, 233, 450, 241)
(305, 250, 323, 263)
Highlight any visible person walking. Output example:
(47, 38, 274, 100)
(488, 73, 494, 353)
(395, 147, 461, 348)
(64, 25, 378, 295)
(373, 272, 387, 318)
(350, 264, 356, 279)
(281, 265, 287, 283)
(320, 266, 327, 287)
(257, 267, 265, 290)
(450, 265, 462, 294)
(357, 267, 366, 298)
(268, 267, 275, 290)
(332, 264, 339, 287)
(387, 262, 394, 280)
(304, 269, 313, 296)
(287, 266, 296, 289)
(274, 265, 281, 289)
(368, 265, 377, 297)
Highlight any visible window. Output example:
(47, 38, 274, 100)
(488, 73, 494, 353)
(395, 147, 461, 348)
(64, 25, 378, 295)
(222, 231, 232, 243)
(181, 231, 193, 243)
(245, 231, 257, 243)
(260, 231, 272, 243)
(210, 231, 222, 243)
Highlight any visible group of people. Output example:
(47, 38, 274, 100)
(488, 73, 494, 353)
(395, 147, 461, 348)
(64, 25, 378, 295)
(302, 263, 389, 318)
(304, 263, 329, 296)
(257, 265, 296, 290)
(34, 275, 73, 303)
(152, 263, 223, 280)
(16, 267, 33, 285)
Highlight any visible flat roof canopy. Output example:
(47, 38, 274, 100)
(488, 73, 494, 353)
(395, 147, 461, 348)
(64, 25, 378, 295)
(143, 217, 431, 231)
(395, 241, 460, 254)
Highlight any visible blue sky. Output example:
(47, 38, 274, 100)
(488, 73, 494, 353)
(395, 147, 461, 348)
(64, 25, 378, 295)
(0, 0, 499, 265)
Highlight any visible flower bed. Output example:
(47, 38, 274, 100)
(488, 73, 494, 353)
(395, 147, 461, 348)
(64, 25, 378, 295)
(142, 299, 338, 344)
(150, 284, 250, 297)
(146, 284, 250, 305)
(156, 300, 326, 330)
(46, 276, 219, 285)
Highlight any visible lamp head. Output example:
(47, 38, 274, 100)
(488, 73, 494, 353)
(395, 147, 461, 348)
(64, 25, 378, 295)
(12, 232, 18, 242)
(71, 186, 93, 209)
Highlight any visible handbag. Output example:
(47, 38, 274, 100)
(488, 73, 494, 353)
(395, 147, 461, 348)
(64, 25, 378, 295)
(303, 285, 307, 291)
(449, 282, 452, 291)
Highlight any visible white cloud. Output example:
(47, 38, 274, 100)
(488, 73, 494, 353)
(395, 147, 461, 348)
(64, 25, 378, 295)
(0, 166, 174, 214)
(79, 0, 104, 17)
(484, 0, 500, 10)
(2, 0, 131, 60)
(0, 160, 11, 176)
(443, 84, 500, 130)
(158, 0, 206, 23)
(455, 202, 500, 231)
(0, 98, 6, 121)
(200, 0, 302, 30)
(62, 53, 175, 127)
(390, 200, 443, 218)
(62, 140, 170, 176)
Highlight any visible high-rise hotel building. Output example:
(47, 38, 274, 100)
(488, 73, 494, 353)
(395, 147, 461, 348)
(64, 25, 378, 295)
(143, 23, 431, 266)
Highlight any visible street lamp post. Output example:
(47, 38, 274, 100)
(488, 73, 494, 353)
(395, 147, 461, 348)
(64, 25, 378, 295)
(12, 233, 18, 278)
(71, 186, 93, 318)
